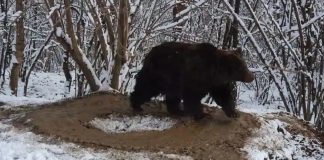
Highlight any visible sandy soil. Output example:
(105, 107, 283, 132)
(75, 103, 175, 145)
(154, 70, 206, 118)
(14, 92, 261, 160)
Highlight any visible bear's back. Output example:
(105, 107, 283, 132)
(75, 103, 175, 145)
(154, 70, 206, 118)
(142, 42, 220, 78)
(147, 42, 216, 57)
(142, 42, 219, 70)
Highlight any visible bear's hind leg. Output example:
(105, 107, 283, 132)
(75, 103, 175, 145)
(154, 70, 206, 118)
(183, 92, 205, 120)
(164, 80, 184, 115)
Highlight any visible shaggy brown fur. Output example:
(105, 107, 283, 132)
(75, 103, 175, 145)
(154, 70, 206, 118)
(130, 42, 254, 120)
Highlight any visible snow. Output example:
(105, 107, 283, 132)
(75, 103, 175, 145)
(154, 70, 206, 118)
(90, 114, 177, 133)
(0, 72, 74, 107)
(238, 87, 324, 159)
(11, 55, 18, 64)
(47, 5, 60, 20)
(301, 0, 306, 7)
(154, 15, 189, 32)
(236, 88, 284, 115)
(243, 118, 324, 160)
(9, 11, 22, 22)
(55, 27, 63, 37)
(0, 122, 107, 160)
(130, 0, 140, 15)
(237, 103, 284, 116)
(0, 95, 50, 109)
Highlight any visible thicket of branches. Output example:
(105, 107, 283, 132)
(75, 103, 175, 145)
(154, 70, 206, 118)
(0, 0, 323, 130)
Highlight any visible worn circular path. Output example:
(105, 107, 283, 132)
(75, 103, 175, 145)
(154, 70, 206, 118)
(15, 93, 260, 160)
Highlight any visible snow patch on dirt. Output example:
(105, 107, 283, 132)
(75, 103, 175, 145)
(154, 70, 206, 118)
(0, 122, 111, 160)
(90, 114, 177, 133)
(0, 122, 191, 160)
(243, 118, 324, 160)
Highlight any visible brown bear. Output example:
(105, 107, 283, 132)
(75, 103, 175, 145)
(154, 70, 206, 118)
(130, 42, 254, 120)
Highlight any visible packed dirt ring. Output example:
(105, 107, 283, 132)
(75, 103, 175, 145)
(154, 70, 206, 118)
(14, 92, 260, 160)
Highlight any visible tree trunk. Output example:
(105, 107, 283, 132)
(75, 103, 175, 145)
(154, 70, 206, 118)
(222, 0, 241, 106)
(63, 51, 72, 93)
(172, 0, 187, 41)
(10, 0, 24, 96)
(87, 0, 110, 70)
(111, 0, 129, 90)
(96, 0, 115, 55)
(0, 0, 7, 83)
(0, 0, 12, 88)
(45, 0, 101, 92)
(63, 0, 101, 91)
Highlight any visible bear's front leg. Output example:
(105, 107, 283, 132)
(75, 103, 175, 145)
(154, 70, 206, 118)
(130, 91, 144, 112)
(183, 92, 206, 120)
(130, 77, 160, 112)
(209, 84, 239, 118)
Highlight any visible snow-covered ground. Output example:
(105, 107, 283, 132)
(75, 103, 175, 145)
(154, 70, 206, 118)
(238, 87, 324, 159)
(243, 118, 324, 160)
(0, 72, 323, 160)
(0, 72, 74, 104)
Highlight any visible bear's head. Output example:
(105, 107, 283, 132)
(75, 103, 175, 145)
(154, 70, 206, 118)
(217, 48, 255, 83)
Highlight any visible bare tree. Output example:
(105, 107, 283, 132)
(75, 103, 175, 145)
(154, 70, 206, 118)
(0, 0, 11, 87)
(9, 0, 24, 96)
(221, 0, 241, 107)
(111, 0, 129, 90)
(44, 0, 101, 92)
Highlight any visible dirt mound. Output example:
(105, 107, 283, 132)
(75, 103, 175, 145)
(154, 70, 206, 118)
(16, 93, 260, 160)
